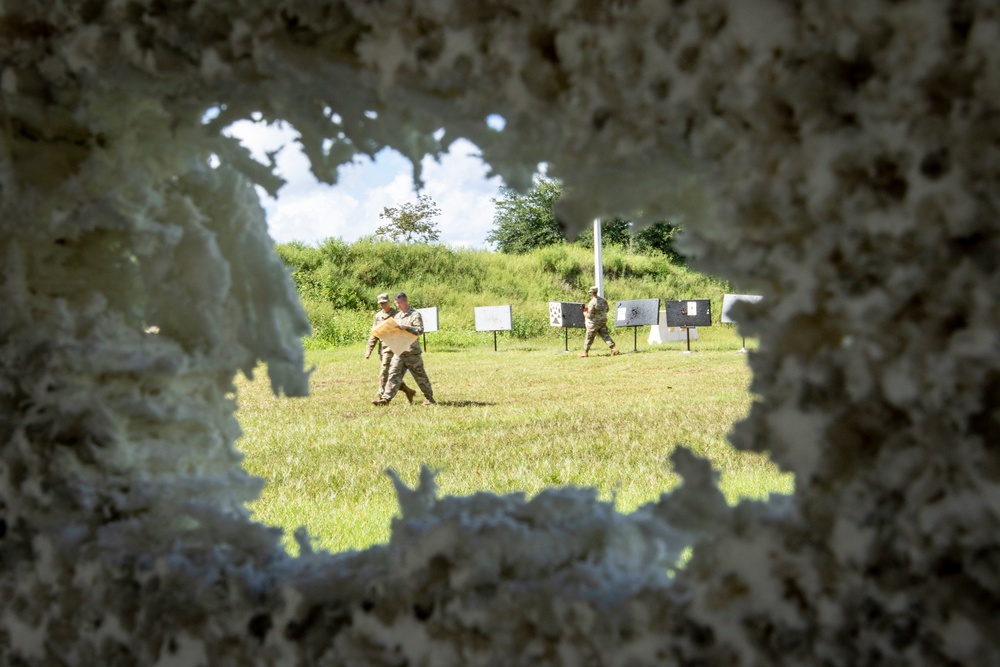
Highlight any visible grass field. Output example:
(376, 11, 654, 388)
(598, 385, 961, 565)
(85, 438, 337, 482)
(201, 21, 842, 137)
(235, 326, 792, 554)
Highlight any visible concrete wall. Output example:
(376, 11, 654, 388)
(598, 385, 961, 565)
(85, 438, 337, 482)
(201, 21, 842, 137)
(1, 1, 997, 664)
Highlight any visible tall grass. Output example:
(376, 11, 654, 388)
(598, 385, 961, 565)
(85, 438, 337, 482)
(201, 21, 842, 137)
(277, 239, 732, 349)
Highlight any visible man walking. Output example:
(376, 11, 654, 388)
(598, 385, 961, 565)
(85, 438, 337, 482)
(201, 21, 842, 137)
(365, 293, 417, 403)
(581, 285, 620, 357)
(374, 292, 435, 405)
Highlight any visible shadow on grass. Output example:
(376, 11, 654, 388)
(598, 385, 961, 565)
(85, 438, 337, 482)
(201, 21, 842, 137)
(436, 400, 496, 408)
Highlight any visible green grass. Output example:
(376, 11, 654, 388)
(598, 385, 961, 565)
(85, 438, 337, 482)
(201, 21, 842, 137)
(235, 326, 792, 554)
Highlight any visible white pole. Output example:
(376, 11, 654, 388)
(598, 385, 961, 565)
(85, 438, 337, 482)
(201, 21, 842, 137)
(593, 218, 604, 297)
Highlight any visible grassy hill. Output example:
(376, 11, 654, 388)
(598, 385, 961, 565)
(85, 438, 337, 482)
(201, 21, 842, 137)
(276, 238, 732, 349)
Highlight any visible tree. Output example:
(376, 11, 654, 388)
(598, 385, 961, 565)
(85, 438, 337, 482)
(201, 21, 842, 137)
(635, 220, 684, 262)
(375, 194, 442, 243)
(577, 218, 633, 249)
(486, 177, 565, 253)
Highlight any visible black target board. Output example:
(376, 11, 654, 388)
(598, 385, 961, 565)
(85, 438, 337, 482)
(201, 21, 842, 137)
(664, 299, 713, 327)
(613, 299, 661, 327)
(548, 302, 586, 329)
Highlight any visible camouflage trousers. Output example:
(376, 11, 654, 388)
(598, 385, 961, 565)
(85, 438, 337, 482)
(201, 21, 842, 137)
(382, 352, 433, 401)
(379, 351, 411, 397)
(584, 324, 616, 351)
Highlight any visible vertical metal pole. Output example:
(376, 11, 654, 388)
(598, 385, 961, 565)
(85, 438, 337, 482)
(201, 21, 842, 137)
(494, 330, 498, 352)
(423, 332, 427, 352)
(593, 218, 604, 298)
(686, 327, 692, 352)
(633, 326, 637, 352)
(564, 327, 569, 352)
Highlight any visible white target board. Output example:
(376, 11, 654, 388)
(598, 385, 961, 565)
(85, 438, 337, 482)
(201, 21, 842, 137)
(721, 294, 763, 324)
(415, 307, 439, 333)
(475, 305, 513, 332)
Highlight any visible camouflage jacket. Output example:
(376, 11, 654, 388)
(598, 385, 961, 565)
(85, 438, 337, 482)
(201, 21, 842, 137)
(393, 308, 424, 355)
(366, 307, 399, 356)
(585, 295, 609, 327)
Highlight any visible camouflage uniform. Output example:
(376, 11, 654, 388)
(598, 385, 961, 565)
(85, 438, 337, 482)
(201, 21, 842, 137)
(584, 294, 617, 351)
(367, 307, 412, 398)
(381, 308, 434, 401)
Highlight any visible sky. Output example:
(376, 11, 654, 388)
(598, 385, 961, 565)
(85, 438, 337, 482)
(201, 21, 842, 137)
(227, 120, 505, 248)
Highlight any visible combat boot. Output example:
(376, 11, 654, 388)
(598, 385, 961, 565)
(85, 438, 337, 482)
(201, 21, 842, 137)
(422, 397, 436, 405)
(611, 348, 620, 356)
(579, 351, 589, 357)
(372, 398, 390, 406)
(402, 386, 417, 404)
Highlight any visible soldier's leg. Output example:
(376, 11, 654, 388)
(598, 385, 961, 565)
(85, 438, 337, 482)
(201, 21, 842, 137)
(404, 354, 433, 399)
(380, 352, 411, 397)
(600, 325, 616, 349)
(378, 351, 393, 396)
(382, 354, 406, 400)
(584, 327, 597, 351)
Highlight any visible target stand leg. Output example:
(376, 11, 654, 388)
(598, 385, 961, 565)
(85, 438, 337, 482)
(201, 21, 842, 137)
(627, 326, 640, 353)
(739, 335, 748, 354)
(682, 327, 695, 354)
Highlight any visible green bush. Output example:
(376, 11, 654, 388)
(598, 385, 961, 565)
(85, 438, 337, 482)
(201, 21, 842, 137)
(299, 298, 372, 349)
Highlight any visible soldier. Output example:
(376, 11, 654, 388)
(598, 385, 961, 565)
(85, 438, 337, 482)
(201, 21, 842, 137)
(580, 286, 620, 357)
(365, 293, 417, 403)
(374, 292, 435, 405)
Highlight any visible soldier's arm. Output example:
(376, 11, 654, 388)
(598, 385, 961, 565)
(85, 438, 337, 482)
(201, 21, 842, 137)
(365, 315, 380, 356)
(402, 312, 424, 336)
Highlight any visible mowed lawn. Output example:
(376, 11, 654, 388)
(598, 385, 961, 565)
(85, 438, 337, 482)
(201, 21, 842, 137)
(235, 329, 792, 553)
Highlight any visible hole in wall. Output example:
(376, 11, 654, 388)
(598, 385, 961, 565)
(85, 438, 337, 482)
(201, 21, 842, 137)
(485, 114, 506, 131)
(222, 118, 790, 555)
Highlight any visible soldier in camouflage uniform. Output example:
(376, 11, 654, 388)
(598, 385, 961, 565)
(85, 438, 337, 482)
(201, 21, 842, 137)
(581, 286, 620, 357)
(365, 293, 417, 403)
(374, 292, 435, 406)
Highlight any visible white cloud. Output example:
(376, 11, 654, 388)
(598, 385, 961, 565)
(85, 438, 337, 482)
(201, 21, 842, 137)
(226, 121, 503, 247)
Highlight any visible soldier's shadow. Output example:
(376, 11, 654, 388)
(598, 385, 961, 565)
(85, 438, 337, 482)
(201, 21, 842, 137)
(435, 400, 495, 408)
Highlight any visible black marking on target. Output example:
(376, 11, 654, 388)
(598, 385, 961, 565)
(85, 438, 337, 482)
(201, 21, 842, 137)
(613, 299, 660, 327)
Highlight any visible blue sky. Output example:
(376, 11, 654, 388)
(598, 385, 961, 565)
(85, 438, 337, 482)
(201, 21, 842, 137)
(227, 120, 504, 248)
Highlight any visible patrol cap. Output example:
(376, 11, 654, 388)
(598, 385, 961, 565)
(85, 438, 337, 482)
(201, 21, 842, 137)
(395, 291, 408, 300)
(588, 286, 599, 293)
(377, 293, 390, 303)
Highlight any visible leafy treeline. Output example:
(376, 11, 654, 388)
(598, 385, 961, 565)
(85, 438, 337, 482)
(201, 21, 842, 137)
(487, 176, 684, 260)
(277, 238, 730, 349)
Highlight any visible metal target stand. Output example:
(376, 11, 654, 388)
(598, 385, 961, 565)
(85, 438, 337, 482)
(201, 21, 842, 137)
(613, 299, 661, 354)
(548, 301, 587, 354)
(664, 299, 713, 353)
(721, 294, 763, 354)
(682, 327, 695, 354)
(628, 325, 640, 353)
